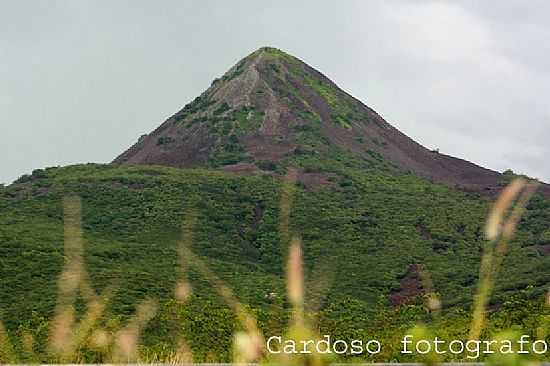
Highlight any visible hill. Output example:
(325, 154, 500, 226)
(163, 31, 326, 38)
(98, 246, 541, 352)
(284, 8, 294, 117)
(115, 47, 550, 196)
(1, 47, 549, 362)
(2, 163, 550, 361)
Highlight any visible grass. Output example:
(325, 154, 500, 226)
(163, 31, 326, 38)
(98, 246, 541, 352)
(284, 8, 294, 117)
(3, 46, 549, 363)
(0, 163, 549, 363)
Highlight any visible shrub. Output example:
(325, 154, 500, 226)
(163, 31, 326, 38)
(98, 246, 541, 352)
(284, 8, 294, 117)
(14, 174, 33, 184)
(256, 160, 278, 171)
(213, 102, 231, 115)
(156, 137, 175, 146)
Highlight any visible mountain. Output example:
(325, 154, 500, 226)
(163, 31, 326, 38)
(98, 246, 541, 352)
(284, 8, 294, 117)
(114, 46, 546, 196)
(1, 47, 550, 363)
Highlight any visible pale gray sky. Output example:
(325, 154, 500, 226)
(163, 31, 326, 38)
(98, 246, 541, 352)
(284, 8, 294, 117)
(1, 0, 549, 184)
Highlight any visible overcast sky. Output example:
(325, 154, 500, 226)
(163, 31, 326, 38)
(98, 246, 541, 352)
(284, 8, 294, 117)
(1, 0, 549, 184)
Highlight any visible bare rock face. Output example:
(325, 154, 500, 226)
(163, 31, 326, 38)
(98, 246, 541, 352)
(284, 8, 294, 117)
(113, 47, 546, 195)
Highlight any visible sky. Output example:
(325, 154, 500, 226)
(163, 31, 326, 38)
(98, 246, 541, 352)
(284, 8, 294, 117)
(1, 0, 549, 184)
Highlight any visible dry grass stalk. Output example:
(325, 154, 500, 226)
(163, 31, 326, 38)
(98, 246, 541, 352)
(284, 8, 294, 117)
(112, 298, 158, 363)
(178, 244, 261, 335)
(233, 330, 265, 364)
(177, 210, 198, 271)
(183, 248, 264, 363)
(175, 214, 264, 363)
(500, 182, 539, 242)
(49, 197, 83, 358)
(0, 321, 17, 363)
(58, 196, 84, 304)
(287, 236, 304, 323)
(175, 210, 198, 303)
(65, 292, 112, 358)
(417, 265, 441, 312)
(89, 329, 111, 349)
(48, 196, 116, 362)
(21, 331, 34, 356)
(305, 257, 335, 313)
(175, 282, 192, 303)
(485, 178, 526, 241)
(277, 170, 328, 366)
(49, 306, 76, 356)
(469, 178, 538, 341)
(171, 340, 194, 364)
(279, 167, 298, 248)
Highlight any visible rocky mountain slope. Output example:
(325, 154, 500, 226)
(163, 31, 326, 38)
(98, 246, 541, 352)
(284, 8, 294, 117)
(1, 47, 549, 363)
(114, 47, 545, 195)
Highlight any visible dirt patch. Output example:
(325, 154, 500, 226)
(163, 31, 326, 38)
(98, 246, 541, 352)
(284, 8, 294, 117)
(220, 163, 261, 175)
(241, 135, 296, 162)
(297, 171, 337, 190)
(416, 221, 432, 240)
(390, 265, 424, 306)
(529, 244, 550, 256)
(220, 164, 338, 190)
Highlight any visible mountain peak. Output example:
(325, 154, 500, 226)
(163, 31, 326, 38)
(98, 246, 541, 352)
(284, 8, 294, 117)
(252, 45, 292, 56)
(113, 46, 378, 168)
(249, 46, 297, 59)
(113, 48, 528, 196)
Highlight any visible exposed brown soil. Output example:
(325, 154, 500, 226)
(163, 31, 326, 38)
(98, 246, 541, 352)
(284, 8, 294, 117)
(529, 244, 550, 256)
(389, 265, 424, 306)
(220, 163, 260, 175)
(220, 163, 337, 189)
(296, 171, 337, 190)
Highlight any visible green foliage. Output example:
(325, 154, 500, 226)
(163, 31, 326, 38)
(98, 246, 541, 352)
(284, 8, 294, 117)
(301, 73, 368, 129)
(156, 136, 175, 146)
(230, 106, 264, 132)
(208, 135, 249, 167)
(221, 59, 248, 82)
(208, 149, 247, 167)
(258, 47, 301, 65)
(174, 95, 216, 122)
(1, 162, 549, 362)
(141, 298, 236, 362)
(198, 105, 265, 166)
(14, 169, 49, 184)
(256, 160, 278, 171)
(213, 102, 231, 116)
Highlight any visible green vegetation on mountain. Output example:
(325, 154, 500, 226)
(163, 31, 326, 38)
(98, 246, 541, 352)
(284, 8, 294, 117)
(2, 47, 550, 363)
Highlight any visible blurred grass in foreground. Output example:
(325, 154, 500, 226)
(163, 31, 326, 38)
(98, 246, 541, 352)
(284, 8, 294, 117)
(0, 175, 548, 364)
